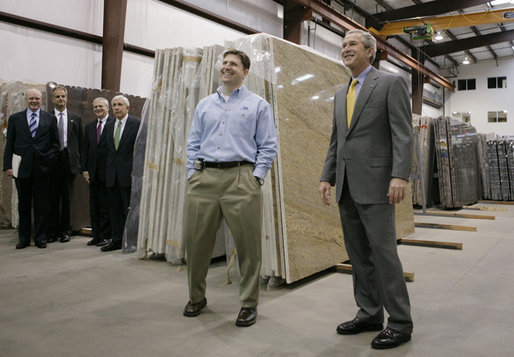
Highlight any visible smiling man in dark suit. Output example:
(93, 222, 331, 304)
(320, 29, 413, 349)
(47, 85, 83, 243)
(81, 97, 113, 247)
(3, 88, 60, 249)
(101, 95, 140, 252)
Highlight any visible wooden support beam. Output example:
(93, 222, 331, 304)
(414, 211, 495, 220)
(462, 205, 507, 212)
(479, 200, 514, 205)
(335, 263, 414, 282)
(415, 222, 477, 232)
(80, 227, 93, 236)
(102, 0, 127, 92)
(398, 238, 463, 250)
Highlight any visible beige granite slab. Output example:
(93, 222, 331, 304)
(269, 37, 414, 283)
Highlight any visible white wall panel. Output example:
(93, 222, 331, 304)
(120, 52, 155, 98)
(125, 0, 245, 50)
(445, 57, 514, 136)
(0, 0, 103, 35)
(0, 22, 102, 89)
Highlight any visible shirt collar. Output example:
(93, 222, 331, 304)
(116, 114, 128, 124)
(352, 65, 373, 85)
(54, 108, 67, 116)
(98, 115, 109, 122)
(28, 108, 41, 117)
(216, 85, 246, 101)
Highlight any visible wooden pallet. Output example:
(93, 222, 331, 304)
(398, 238, 463, 250)
(414, 222, 477, 232)
(335, 263, 414, 282)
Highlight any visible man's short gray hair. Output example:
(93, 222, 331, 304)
(345, 29, 377, 64)
(111, 95, 130, 107)
(93, 97, 109, 107)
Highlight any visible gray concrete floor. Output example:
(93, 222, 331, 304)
(1, 203, 514, 357)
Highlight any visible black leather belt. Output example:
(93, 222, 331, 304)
(203, 161, 253, 168)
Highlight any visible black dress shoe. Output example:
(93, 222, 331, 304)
(35, 240, 47, 249)
(235, 307, 257, 327)
(371, 327, 411, 349)
(336, 317, 383, 335)
(47, 236, 57, 243)
(87, 238, 100, 246)
(101, 242, 121, 252)
(16, 242, 29, 249)
(183, 298, 207, 317)
(60, 235, 70, 243)
(96, 239, 110, 247)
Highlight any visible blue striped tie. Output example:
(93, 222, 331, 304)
(29, 112, 37, 137)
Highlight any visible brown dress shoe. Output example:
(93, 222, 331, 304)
(336, 317, 383, 335)
(235, 307, 257, 327)
(183, 298, 207, 317)
(371, 327, 411, 349)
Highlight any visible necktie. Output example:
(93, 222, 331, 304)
(96, 120, 103, 143)
(346, 78, 359, 128)
(58, 112, 65, 149)
(29, 112, 37, 138)
(114, 120, 122, 150)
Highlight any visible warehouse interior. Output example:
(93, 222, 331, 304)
(2, 0, 514, 356)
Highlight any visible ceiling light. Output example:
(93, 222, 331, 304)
(434, 32, 443, 41)
(462, 57, 470, 65)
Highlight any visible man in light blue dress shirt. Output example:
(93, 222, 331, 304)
(183, 49, 277, 327)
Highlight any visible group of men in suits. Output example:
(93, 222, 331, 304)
(3, 87, 140, 253)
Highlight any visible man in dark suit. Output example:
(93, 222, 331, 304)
(81, 97, 113, 247)
(47, 85, 83, 243)
(101, 95, 141, 252)
(319, 29, 413, 349)
(3, 88, 60, 249)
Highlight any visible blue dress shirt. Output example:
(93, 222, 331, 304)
(187, 85, 278, 179)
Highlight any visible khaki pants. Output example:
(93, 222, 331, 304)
(185, 164, 262, 308)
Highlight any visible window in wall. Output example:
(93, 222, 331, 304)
(488, 110, 508, 123)
(458, 79, 476, 90)
(452, 111, 471, 123)
(487, 76, 507, 88)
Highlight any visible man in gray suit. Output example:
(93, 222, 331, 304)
(319, 29, 413, 349)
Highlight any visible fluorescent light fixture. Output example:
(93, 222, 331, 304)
(489, 0, 514, 5)
(277, 5, 284, 19)
(312, 96, 320, 100)
(462, 57, 470, 65)
(275, 66, 281, 73)
(435, 32, 443, 41)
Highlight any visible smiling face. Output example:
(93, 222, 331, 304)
(25, 89, 42, 112)
(341, 32, 374, 77)
(220, 54, 249, 88)
(111, 97, 129, 120)
(52, 88, 67, 112)
(93, 99, 109, 119)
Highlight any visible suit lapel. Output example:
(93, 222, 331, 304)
(22, 109, 32, 137)
(348, 68, 378, 133)
(117, 116, 132, 150)
(34, 111, 48, 139)
(98, 117, 113, 146)
(67, 111, 73, 141)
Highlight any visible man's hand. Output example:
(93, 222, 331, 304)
(5, 169, 13, 177)
(82, 171, 90, 184)
(319, 181, 332, 206)
(387, 177, 408, 204)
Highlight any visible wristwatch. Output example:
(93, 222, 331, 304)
(254, 176, 264, 186)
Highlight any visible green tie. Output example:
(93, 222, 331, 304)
(346, 78, 358, 128)
(114, 120, 122, 150)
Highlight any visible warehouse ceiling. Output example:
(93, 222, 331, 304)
(320, 0, 514, 72)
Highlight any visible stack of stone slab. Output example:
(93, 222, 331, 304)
(485, 139, 514, 201)
(136, 34, 415, 284)
(411, 115, 435, 207)
(433, 116, 480, 208)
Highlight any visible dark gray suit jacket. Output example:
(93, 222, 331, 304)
(105, 115, 141, 188)
(321, 67, 413, 204)
(3, 109, 60, 177)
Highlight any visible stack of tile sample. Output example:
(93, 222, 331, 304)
(136, 34, 415, 283)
